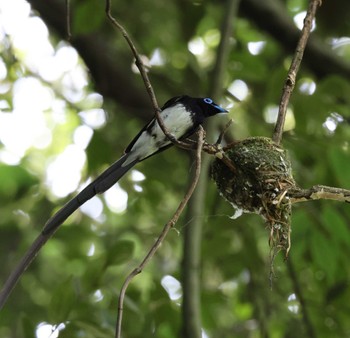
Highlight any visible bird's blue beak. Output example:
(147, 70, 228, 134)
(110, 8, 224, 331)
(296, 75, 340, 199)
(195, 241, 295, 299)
(214, 104, 228, 113)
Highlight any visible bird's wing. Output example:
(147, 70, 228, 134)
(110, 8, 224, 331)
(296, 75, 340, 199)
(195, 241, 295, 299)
(160, 95, 185, 110)
(125, 96, 188, 155)
(124, 118, 155, 154)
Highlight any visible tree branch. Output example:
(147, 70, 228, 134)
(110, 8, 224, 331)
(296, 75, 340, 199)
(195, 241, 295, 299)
(115, 127, 205, 338)
(240, 0, 350, 79)
(65, 0, 71, 40)
(272, 0, 322, 144)
(289, 185, 350, 204)
(27, 0, 350, 119)
(105, 0, 192, 150)
(26, 0, 154, 121)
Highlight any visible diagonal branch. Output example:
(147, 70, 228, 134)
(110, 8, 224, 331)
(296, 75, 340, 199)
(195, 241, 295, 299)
(239, 0, 350, 79)
(105, 0, 192, 150)
(272, 0, 322, 145)
(115, 127, 205, 338)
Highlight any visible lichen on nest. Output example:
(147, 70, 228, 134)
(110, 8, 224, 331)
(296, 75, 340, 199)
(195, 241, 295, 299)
(211, 137, 296, 256)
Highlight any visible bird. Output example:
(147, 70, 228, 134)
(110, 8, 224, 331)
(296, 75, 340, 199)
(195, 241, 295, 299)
(42, 95, 227, 234)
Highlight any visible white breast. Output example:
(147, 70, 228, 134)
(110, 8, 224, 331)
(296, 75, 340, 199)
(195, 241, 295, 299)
(124, 104, 192, 165)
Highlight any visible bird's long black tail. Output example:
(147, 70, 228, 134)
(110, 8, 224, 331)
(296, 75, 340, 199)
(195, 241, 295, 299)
(42, 153, 138, 234)
(0, 154, 138, 310)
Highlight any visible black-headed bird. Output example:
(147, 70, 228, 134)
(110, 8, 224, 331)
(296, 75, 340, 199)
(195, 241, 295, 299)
(43, 95, 227, 233)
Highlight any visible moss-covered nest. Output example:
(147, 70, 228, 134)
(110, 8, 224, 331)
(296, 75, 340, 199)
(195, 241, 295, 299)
(211, 137, 296, 255)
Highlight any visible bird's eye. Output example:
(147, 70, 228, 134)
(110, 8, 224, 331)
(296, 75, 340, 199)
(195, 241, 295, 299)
(204, 98, 213, 104)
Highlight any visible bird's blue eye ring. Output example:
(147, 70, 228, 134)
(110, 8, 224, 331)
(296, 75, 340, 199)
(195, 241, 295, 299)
(204, 98, 213, 104)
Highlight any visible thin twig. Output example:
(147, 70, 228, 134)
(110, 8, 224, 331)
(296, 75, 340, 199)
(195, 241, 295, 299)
(272, 0, 322, 145)
(105, 0, 156, 108)
(215, 119, 234, 145)
(105, 0, 191, 150)
(65, 0, 71, 41)
(115, 127, 205, 338)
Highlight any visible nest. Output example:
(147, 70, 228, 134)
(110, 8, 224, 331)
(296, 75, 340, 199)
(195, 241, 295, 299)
(211, 137, 296, 256)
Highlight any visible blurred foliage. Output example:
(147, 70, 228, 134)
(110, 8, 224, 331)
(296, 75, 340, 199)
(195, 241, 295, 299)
(1, 0, 350, 337)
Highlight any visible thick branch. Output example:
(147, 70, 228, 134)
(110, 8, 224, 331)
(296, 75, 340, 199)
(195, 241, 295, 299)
(289, 185, 350, 204)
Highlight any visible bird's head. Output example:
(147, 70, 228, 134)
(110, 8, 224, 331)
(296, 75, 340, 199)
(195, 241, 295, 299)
(161, 95, 228, 119)
(197, 97, 228, 117)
